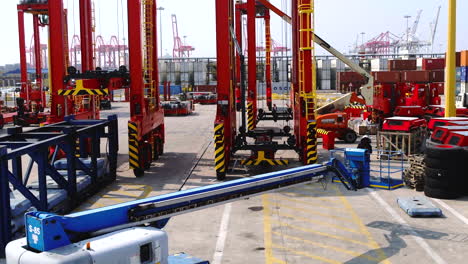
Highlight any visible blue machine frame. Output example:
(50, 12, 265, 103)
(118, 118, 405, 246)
(330, 148, 405, 190)
(21, 160, 357, 253)
(0, 115, 119, 256)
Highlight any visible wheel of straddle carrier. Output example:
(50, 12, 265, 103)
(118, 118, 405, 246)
(344, 130, 358, 143)
(134, 168, 145, 178)
(157, 138, 164, 156)
(217, 172, 226, 181)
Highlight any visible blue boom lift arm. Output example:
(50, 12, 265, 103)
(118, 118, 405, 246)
(20, 152, 364, 254)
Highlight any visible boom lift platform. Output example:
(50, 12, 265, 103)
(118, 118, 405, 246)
(5, 149, 367, 263)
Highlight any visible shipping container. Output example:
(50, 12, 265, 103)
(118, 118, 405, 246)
(417, 58, 423, 70)
(319, 79, 331, 90)
(331, 59, 345, 70)
(371, 58, 388, 71)
(401, 71, 430, 83)
(422, 58, 445, 70)
(461, 82, 467, 94)
(159, 85, 182, 96)
(372, 71, 401, 83)
(388, 59, 417, 71)
(429, 70, 445, 83)
(337, 72, 366, 83)
(194, 85, 217, 93)
(461, 50, 468, 67)
(318, 69, 331, 80)
(317, 60, 331, 69)
(455, 67, 468, 82)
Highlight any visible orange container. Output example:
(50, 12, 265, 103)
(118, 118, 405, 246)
(461, 50, 468, 67)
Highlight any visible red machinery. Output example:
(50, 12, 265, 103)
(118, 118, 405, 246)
(382, 117, 427, 133)
(127, 0, 165, 177)
(316, 113, 358, 143)
(16, 1, 50, 126)
(214, 0, 318, 179)
(161, 82, 194, 116)
(17, 1, 164, 177)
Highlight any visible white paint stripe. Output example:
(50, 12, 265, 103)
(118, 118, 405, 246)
(432, 199, 468, 226)
(212, 203, 232, 264)
(367, 188, 446, 264)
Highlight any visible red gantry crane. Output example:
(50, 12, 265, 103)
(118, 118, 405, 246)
(17, 0, 164, 177)
(214, 0, 318, 180)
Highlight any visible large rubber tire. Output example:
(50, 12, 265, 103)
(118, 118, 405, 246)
(424, 175, 452, 189)
(133, 168, 144, 178)
(424, 156, 457, 170)
(344, 130, 358, 143)
(425, 144, 464, 159)
(424, 185, 460, 199)
(425, 166, 455, 179)
(216, 172, 226, 181)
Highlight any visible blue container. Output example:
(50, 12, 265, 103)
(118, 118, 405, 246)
(159, 85, 182, 96)
(457, 67, 468, 82)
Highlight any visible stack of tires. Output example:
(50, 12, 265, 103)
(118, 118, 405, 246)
(424, 144, 468, 199)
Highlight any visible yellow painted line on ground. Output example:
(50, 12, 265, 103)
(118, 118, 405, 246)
(262, 195, 275, 264)
(277, 203, 355, 222)
(280, 190, 342, 204)
(271, 220, 375, 248)
(335, 187, 392, 264)
(272, 258, 286, 264)
(272, 231, 380, 262)
(272, 243, 341, 264)
(277, 212, 362, 235)
(274, 194, 343, 210)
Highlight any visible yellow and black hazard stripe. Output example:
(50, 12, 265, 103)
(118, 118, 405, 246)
(316, 128, 330, 135)
(247, 102, 254, 131)
(214, 123, 226, 174)
(128, 121, 140, 169)
(306, 121, 318, 164)
(58, 88, 109, 96)
(345, 104, 366, 110)
(241, 158, 289, 166)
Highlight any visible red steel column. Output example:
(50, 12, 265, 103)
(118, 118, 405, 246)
(214, 0, 235, 179)
(48, 0, 67, 121)
(79, 0, 94, 72)
(235, 5, 243, 108)
(150, 0, 160, 109)
(17, 9, 28, 98)
(127, 0, 145, 119)
(247, 0, 257, 130)
(33, 15, 43, 104)
(265, 10, 272, 110)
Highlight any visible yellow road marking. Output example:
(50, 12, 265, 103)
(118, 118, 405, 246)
(335, 187, 391, 264)
(262, 195, 274, 264)
(277, 203, 355, 222)
(277, 212, 362, 235)
(272, 257, 286, 264)
(273, 194, 342, 210)
(271, 220, 375, 248)
(272, 231, 380, 262)
(272, 243, 341, 264)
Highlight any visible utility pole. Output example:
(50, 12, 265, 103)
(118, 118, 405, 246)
(445, 0, 457, 117)
(157, 6, 165, 58)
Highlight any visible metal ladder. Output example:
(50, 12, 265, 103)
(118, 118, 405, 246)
(298, 1, 316, 121)
(143, 0, 156, 108)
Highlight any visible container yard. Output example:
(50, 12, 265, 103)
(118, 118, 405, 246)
(0, 0, 468, 264)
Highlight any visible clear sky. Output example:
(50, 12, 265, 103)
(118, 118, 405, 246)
(1, 0, 467, 65)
